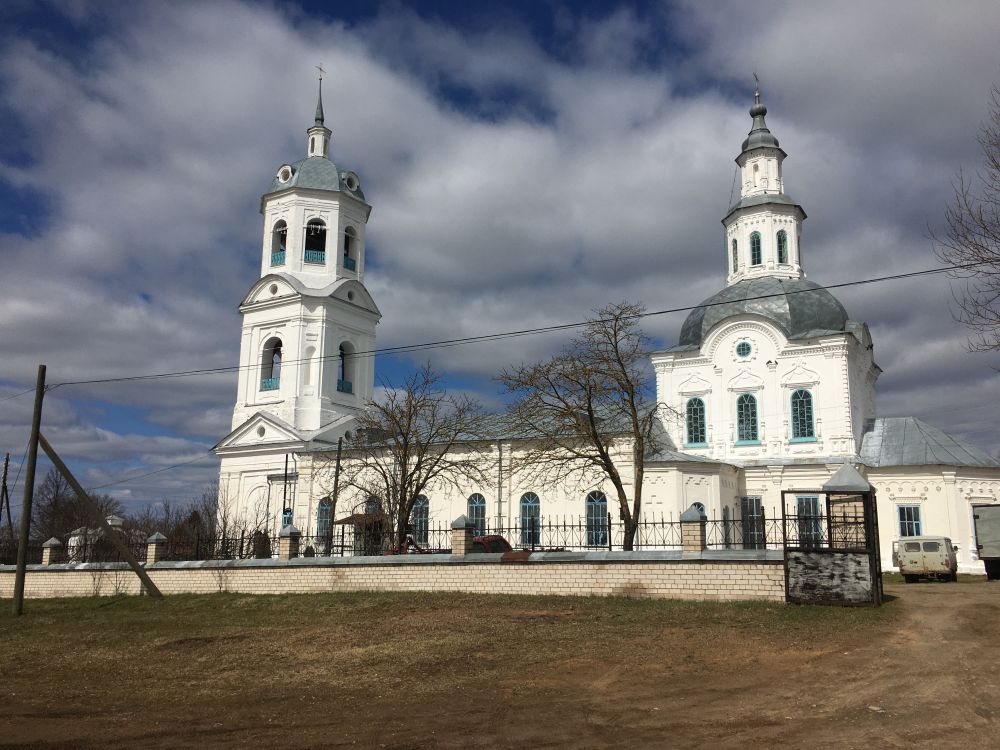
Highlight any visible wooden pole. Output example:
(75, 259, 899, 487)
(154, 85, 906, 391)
(12, 365, 46, 616)
(37, 432, 162, 599)
(1, 452, 13, 539)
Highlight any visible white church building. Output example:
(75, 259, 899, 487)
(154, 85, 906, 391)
(215, 84, 1000, 573)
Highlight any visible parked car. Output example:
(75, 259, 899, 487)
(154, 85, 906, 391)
(896, 536, 958, 582)
(471, 535, 513, 553)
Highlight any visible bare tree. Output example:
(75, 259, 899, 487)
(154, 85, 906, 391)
(499, 301, 663, 551)
(31, 468, 123, 540)
(937, 84, 1000, 351)
(330, 365, 491, 548)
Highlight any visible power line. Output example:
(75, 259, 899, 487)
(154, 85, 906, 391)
(44, 260, 989, 390)
(85, 452, 217, 491)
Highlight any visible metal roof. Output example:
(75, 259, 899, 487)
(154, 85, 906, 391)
(264, 157, 366, 202)
(741, 100, 781, 153)
(723, 192, 805, 223)
(822, 464, 872, 493)
(676, 275, 850, 348)
(860, 417, 1000, 469)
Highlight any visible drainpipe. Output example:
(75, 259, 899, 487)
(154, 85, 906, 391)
(496, 440, 503, 531)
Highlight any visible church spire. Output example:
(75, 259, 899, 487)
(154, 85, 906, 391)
(307, 66, 332, 159)
(722, 84, 805, 286)
(314, 76, 325, 126)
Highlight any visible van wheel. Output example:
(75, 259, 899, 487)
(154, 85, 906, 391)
(903, 574, 918, 583)
(949, 572, 958, 583)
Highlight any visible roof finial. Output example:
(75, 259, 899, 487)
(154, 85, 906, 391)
(314, 64, 326, 126)
(753, 71, 760, 105)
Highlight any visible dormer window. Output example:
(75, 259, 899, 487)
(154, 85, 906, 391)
(777, 230, 788, 264)
(343, 226, 357, 271)
(305, 219, 326, 264)
(750, 232, 762, 266)
(270, 220, 287, 266)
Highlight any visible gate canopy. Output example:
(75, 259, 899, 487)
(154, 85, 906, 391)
(822, 464, 871, 493)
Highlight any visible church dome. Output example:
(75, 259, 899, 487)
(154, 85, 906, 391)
(678, 276, 849, 347)
(265, 157, 366, 201)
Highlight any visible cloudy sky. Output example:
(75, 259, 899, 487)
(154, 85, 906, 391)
(2, 0, 1000, 510)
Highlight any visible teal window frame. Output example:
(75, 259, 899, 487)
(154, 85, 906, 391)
(519, 492, 541, 546)
(685, 397, 707, 447)
(898, 505, 922, 537)
(750, 232, 762, 266)
(776, 230, 788, 264)
(736, 341, 752, 358)
(410, 496, 429, 544)
(736, 393, 759, 443)
(316, 498, 333, 540)
(585, 491, 608, 547)
(790, 389, 815, 440)
(467, 493, 486, 535)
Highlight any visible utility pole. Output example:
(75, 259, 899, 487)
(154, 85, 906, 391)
(1, 452, 13, 539)
(12, 365, 46, 616)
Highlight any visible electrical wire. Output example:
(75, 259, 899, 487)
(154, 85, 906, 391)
(42, 259, 991, 389)
(85, 452, 217, 491)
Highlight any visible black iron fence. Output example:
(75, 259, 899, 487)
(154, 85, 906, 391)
(0, 507, 868, 564)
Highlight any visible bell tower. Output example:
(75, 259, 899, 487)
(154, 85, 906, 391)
(226, 76, 381, 436)
(722, 84, 807, 286)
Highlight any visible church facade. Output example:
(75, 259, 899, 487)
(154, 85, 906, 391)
(215, 85, 1000, 573)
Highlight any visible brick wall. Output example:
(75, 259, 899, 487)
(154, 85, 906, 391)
(0, 550, 786, 602)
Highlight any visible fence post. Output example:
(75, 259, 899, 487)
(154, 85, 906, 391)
(278, 524, 301, 560)
(531, 515, 536, 552)
(607, 511, 613, 551)
(41, 537, 62, 566)
(146, 532, 167, 565)
(680, 504, 707, 555)
(451, 515, 475, 556)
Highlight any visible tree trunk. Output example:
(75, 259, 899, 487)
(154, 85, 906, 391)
(622, 517, 638, 551)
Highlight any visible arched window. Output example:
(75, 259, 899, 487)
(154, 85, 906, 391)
(316, 498, 333, 540)
(364, 496, 382, 515)
(731, 239, 738, 272)
(791, 389, 815, 440)
(750, 232, 762, 266)
(736, 393, 759, 443)
(410, 495, 429, 544)
(686, 397, 707, 446)
(270, 220, 287, 266)
(776, 230, 788, 264)
(585, 490, 608, 547)
(467, 493, 486, 535)
(520, 492, 540, 546)
(305, 219, 326, 264)
(260, 337, 282, 391)
(343, 226, 357, 271)
(337, 342, 354, 394)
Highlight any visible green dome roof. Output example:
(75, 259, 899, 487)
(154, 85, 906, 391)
(678, 276, 849, 348)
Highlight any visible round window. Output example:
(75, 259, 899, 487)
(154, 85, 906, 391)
(257, 426, 266, 437)
(344, 172, 359, 191)
(269, 284, 278, 295)
(276, 165, 293, 183)
(347, 291, 355, 301)
(736, 341, 752, 358)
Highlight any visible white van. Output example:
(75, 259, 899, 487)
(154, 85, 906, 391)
(894, 536, 958, 582)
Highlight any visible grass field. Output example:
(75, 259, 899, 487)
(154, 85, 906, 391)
(1, 584, 996, 748)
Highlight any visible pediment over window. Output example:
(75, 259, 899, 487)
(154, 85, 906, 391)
(726, 369, 764, 392)
(678, 373, 713, 396)
(780, 363, 820, 388)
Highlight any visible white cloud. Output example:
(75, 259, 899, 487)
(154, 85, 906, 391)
(2, 0, 999, 505)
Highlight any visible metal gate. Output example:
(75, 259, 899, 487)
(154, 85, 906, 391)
(781, 465, 883, 606)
